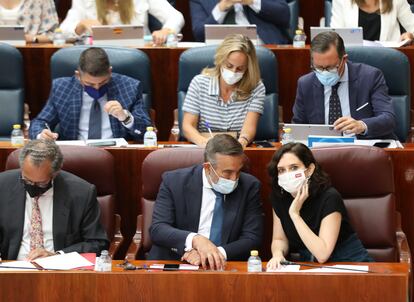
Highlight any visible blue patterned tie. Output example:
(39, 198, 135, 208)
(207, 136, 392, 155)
(88, 99, 102, 139)
(328, 82, 342, 125)
(209, 190, 224, 246)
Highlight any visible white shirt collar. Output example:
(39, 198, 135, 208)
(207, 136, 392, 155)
(202, 168, 213, 189)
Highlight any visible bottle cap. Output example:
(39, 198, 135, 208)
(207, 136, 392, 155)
(54, 28, 63, 33)
(146, 126, 154, 131)
(101, 250, 109, 255)
(13, 124, 21, 129)
(250, 250, 259, 256)
(295, 29, 303, 35)
(284, 127, 292, 134)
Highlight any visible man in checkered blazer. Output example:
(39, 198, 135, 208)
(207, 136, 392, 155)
(29, 47, 151, 141)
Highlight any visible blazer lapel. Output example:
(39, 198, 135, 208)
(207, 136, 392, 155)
(52, 174, 70, 251)
(72, 80, 83, 140)
(347, 62, 359, 117)
(184, 167, 203, 232)
(221, 187, 242, 244)
(312, 76, 326, 123)
(8, 179, 26, 259)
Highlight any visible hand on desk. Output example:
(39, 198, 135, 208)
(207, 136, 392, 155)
(75, 19, 102, 36)
(192, 235, 226, 271)
(333, 116, 366, 135)
(152, 28, 170, 46)
(267, 254, 287, 270)
(181, 249, 201, 266)
(26, 248, 55, 261)
(39, 129, 59, 140)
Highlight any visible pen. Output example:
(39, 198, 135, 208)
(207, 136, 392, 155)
(45, 123, 51, 132)
(204, 121, 214, 138)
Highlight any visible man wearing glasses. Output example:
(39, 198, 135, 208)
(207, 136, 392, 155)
(0, 140, 108, 260)
(292, 31, 396, 139)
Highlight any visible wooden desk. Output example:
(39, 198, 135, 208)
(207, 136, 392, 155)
(0, 261, 408, 302)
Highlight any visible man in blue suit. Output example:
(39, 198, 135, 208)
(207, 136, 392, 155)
(190, 0, 290, 44)
(29, 47, 151, 141)
(149, 134, 263, 270)
(293, 31, 396, 139)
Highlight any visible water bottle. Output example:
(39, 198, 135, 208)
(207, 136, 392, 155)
(95, 250, 112, 272)
(281, 127, 294, 145)
(11, 124, 24, 147)
(166, 32, 178, 47)
(144, 126, 157, 147)
(53, 28, 66, 46)
(247, 250, 262, 272)
(170, 121, 180, 141)
(293, 29, 306, 48)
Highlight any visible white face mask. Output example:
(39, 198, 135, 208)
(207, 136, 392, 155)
(221, 67, 244, 85)
(278, 169, 307, 194)
(208, 163, 239, 195)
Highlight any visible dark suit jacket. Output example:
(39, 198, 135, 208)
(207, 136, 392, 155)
(0, 170, 109, 260)
(29, 73, 151, 141)
(292, 61, 396, 139)
(148, 165, 263, 261)
(190, 0, 290, 44)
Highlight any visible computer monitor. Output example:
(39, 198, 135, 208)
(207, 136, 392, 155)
(91, 25, 144, 47)
(204, 24, 258, 45)
(310, 27, 363, 46)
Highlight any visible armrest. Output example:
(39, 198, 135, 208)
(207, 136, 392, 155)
(125, 215, 143, 261)
(108, 214, 123, 259)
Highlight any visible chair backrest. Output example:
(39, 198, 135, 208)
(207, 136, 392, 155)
(286, 0, 300, 40)
(0, 43, 24, 138)
(50, 46, 152, 111)
(5, 146, 117, 240)
(325, 0, 332, 27)
(140, 148, 205, 254)
(346, 46, 411, 142)
(312, 145, 397, 262)
(177, 45, 279, 141)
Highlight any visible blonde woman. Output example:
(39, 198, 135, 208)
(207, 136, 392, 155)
(0, 0, 58, 43)
(60, 0, 184, 45)
(331, 0, 414, 42)
(182, 34, 265, 148)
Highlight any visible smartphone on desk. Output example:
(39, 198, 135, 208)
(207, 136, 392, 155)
(253, 140, 274, 148)
(163, 264, 180, 271)
(373, 142, 391, 148)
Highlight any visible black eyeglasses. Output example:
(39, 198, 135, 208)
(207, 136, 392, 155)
(20, 175, 51, 188)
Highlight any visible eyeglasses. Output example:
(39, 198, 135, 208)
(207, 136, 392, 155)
(20, 175, 51, 188)
(311, 57, 344, 74)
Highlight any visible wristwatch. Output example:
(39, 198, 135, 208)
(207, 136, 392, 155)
(121, 110, 132, 126)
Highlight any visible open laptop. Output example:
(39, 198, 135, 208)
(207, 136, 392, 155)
(283, 123, 342, 144)
(0, 26, 25, 46)
(205, 24, 258, 45)
(310, 27, 363, 46)
(91, 25, 144, 47)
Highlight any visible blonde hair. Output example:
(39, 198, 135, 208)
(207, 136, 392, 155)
(96, 0, 134, 25)
(352, 0, 393, 14)
(202, 34, 261, 101)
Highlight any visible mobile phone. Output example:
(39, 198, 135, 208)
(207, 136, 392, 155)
(254, 140, 274, 148)
(373, 142, 390, 148)
(163, 264, 180, 271)
(87, 141, 117, 147)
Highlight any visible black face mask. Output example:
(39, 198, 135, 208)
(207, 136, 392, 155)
(23, 182, 53, 198)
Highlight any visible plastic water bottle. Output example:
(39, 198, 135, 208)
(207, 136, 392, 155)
(247, 250, 262, 272)
(53, 28, 66, 46)
(170, 121, 180, 141)
(293, 29, 306, 48)
(144, 126, 157, 147)
(281, 127, 294, 145)
(95, 250, 112, 272)
(11, 124, 24, 147)
(166, 33, 178, 47)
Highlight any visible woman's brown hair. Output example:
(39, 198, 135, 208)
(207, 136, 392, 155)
(352, 0, 393, 14)
(96, 0, 134, 25)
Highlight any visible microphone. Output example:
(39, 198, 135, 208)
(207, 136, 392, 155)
(280, 260, 375, 273)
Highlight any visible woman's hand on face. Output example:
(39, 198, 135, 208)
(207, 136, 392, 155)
(289, 181, 309, 218)
(266, 255, 286, 271)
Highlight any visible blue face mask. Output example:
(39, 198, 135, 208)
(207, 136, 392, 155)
(315, 70, 340, 87)
(208, 163, 239, 195)
(84, 83, 108, 100)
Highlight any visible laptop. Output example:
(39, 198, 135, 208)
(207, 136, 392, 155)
(205, 24, 258, 45)
(91, 25, 144, 47)
(0, 26, 25, 46)
(283, 123, 342, 144)
(310, 27, 363, 46)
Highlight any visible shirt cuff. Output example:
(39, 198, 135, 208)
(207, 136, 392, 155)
(217, 246, 227, 260)
(360, 121, 368, 136)
(184, 232, 198, 252)
(249, 0, 261, 13)
(212, 3, 228, 24)
(36, 133, 42, 139)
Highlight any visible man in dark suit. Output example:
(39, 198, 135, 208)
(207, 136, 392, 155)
(0, 140, 108, 260)
(190, 0, 290, 44)
(293, 31, 396, 139)
(29, 47, 151, 141)
(149, 134, 263, 270)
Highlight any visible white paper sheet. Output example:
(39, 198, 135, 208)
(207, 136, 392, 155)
(34, 252, 93, 270)
(0, 261, 38, 271)
(149, 264, 199, 271)
(266, 265, 301, 273)
(56, 138, 129, 147)
(301, 265, 368, 273)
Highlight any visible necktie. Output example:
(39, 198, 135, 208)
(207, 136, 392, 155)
(209, 190, 224, 246)
(223, 7, 236, 24)
(328, 82, 342, 125)
(88, 99, 102, 139)
(29, 197, 44, 251)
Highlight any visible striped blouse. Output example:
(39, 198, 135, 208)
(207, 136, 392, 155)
(183, 74, 265, 133)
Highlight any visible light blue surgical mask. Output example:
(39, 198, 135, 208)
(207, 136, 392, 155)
(208, 163, 238, 195)
(315, 70, 340, 87)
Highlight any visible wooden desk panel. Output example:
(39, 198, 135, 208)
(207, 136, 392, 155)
(0, 262, 408, 302)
